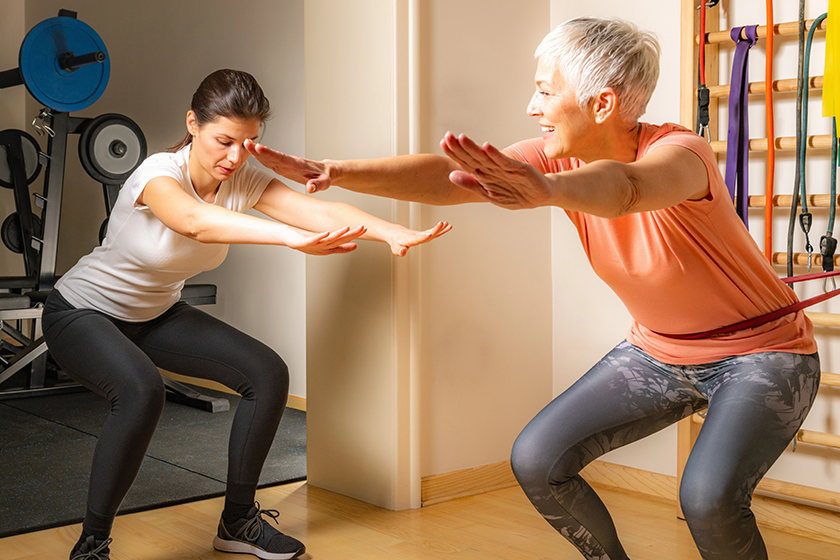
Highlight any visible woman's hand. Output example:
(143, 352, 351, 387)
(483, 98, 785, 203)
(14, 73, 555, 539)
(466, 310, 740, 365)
(441, 132, 553, 209)
(285, 225, 367, 255)
(385, 221, 452, 256)
(245, 139, 334, 193)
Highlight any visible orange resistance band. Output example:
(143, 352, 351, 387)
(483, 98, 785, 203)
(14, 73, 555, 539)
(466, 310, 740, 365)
(765, 0, 775, 260)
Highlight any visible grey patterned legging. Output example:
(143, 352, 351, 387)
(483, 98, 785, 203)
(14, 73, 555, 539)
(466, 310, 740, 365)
(510, 340, 820, 560)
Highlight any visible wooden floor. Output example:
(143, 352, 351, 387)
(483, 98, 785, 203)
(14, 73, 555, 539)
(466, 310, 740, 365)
(3, 481, 840, 560)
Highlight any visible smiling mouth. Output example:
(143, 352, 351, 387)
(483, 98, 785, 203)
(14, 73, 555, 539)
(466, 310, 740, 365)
(541, 126, 555, 133)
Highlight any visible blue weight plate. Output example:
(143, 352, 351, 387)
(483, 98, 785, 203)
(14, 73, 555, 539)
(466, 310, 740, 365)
(19, 16, 109, 113)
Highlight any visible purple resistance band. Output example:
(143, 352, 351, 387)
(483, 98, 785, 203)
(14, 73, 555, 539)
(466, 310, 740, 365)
(725, 25, 759, 228)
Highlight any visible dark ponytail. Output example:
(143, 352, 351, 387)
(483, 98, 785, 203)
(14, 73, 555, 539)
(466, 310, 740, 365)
(168, 69, 272, 152)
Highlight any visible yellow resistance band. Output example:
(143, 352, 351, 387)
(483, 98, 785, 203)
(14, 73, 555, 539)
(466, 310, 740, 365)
(823, 1, 840, 133)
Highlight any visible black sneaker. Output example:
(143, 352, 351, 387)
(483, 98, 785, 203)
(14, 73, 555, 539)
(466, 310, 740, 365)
(213, 503, 305, 560)
(70, 536, 112, 560)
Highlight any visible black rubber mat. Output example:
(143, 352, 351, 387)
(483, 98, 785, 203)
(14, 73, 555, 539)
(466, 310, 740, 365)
(0, 385, 305, 537)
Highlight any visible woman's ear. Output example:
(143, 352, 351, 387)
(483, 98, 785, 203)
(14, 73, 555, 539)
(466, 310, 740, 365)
(186, 110, 198, 136)
(592, 87, 619, 124)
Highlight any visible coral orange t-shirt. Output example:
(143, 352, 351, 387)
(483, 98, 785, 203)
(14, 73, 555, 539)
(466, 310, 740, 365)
(505, 122, 817, 365)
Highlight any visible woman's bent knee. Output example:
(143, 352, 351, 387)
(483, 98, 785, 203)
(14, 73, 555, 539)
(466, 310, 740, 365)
(115, 368, 166, 415)
(511, 430, 559, 488)
(255, 349, 288, 386)
(235, 348, 289, 404)
(679, 474, 743, 525)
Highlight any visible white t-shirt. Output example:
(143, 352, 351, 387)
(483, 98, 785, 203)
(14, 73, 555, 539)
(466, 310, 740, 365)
(55, 144, 273, 321)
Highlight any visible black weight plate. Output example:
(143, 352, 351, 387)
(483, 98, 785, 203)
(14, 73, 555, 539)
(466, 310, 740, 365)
(1, 212, 42, 254)
(0, 129, 42, 189)
(79, 113, 146, 184)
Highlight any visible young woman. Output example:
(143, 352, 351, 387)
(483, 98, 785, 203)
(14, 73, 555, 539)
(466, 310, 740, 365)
(245, 17, 820, 560)
(45, 68, 450, 560)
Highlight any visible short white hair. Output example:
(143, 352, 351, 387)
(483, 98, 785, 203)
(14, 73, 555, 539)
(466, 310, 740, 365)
(535, 16, 660, 122)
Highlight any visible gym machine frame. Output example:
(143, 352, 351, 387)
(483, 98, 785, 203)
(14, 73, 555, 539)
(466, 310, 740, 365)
(0, 10, 227, 412)
(0, 7, 110, 397)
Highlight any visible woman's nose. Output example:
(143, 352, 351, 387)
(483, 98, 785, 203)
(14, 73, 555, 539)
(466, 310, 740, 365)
(228, 144, 243, 164)
(527, 92, 541, 116)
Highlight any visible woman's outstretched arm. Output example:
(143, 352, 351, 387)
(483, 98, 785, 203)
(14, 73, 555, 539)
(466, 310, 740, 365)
(140, 176, 365, 255)
(140, 176, 450, 256)
(441, 132, 709, 218)
(254, 179, 451, 256)
(244, 139, 483, 206)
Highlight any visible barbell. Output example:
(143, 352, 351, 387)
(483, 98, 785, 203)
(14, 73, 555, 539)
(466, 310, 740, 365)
(0, 12, 109, 113)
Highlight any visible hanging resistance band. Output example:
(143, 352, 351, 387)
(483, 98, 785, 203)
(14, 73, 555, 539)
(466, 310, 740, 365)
(822, 2, 840, 286)
(696, 1, 722, 139)
(788, 1, 807, 278)
(696, 1, 710, 139)
(795, 13, 829, 273)
(764, 0, 775, 260)
(725, 25, 759, 227)
(824, 0, 840, 120)
(822, 120, 839, 288)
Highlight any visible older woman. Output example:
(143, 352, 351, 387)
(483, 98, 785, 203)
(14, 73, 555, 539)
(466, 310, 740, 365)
(246, 17, 819, 560)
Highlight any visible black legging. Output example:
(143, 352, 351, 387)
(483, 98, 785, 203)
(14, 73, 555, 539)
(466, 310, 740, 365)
(511, 340, 820, 560)
(42, 289, 289, 538)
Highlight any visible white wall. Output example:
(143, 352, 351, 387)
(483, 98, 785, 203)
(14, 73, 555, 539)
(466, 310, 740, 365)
(18, 0, 308, 398)
(302, 0, 556, 505)
(417, 0, 553, 477)
(303, 0, 416, 509)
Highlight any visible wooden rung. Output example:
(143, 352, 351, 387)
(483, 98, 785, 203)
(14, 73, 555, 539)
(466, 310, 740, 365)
(700, 18, 827, 45)
(805, 312, 840, 327)
(756, 477, 840, 508)
(798, 429, 840, 449)
(748, 194, 840, 209)
(710, 134, 832, 154)
(708, 76, 822, 98)
(770, 252, 838, 267)
(821, 371, 840, 388)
